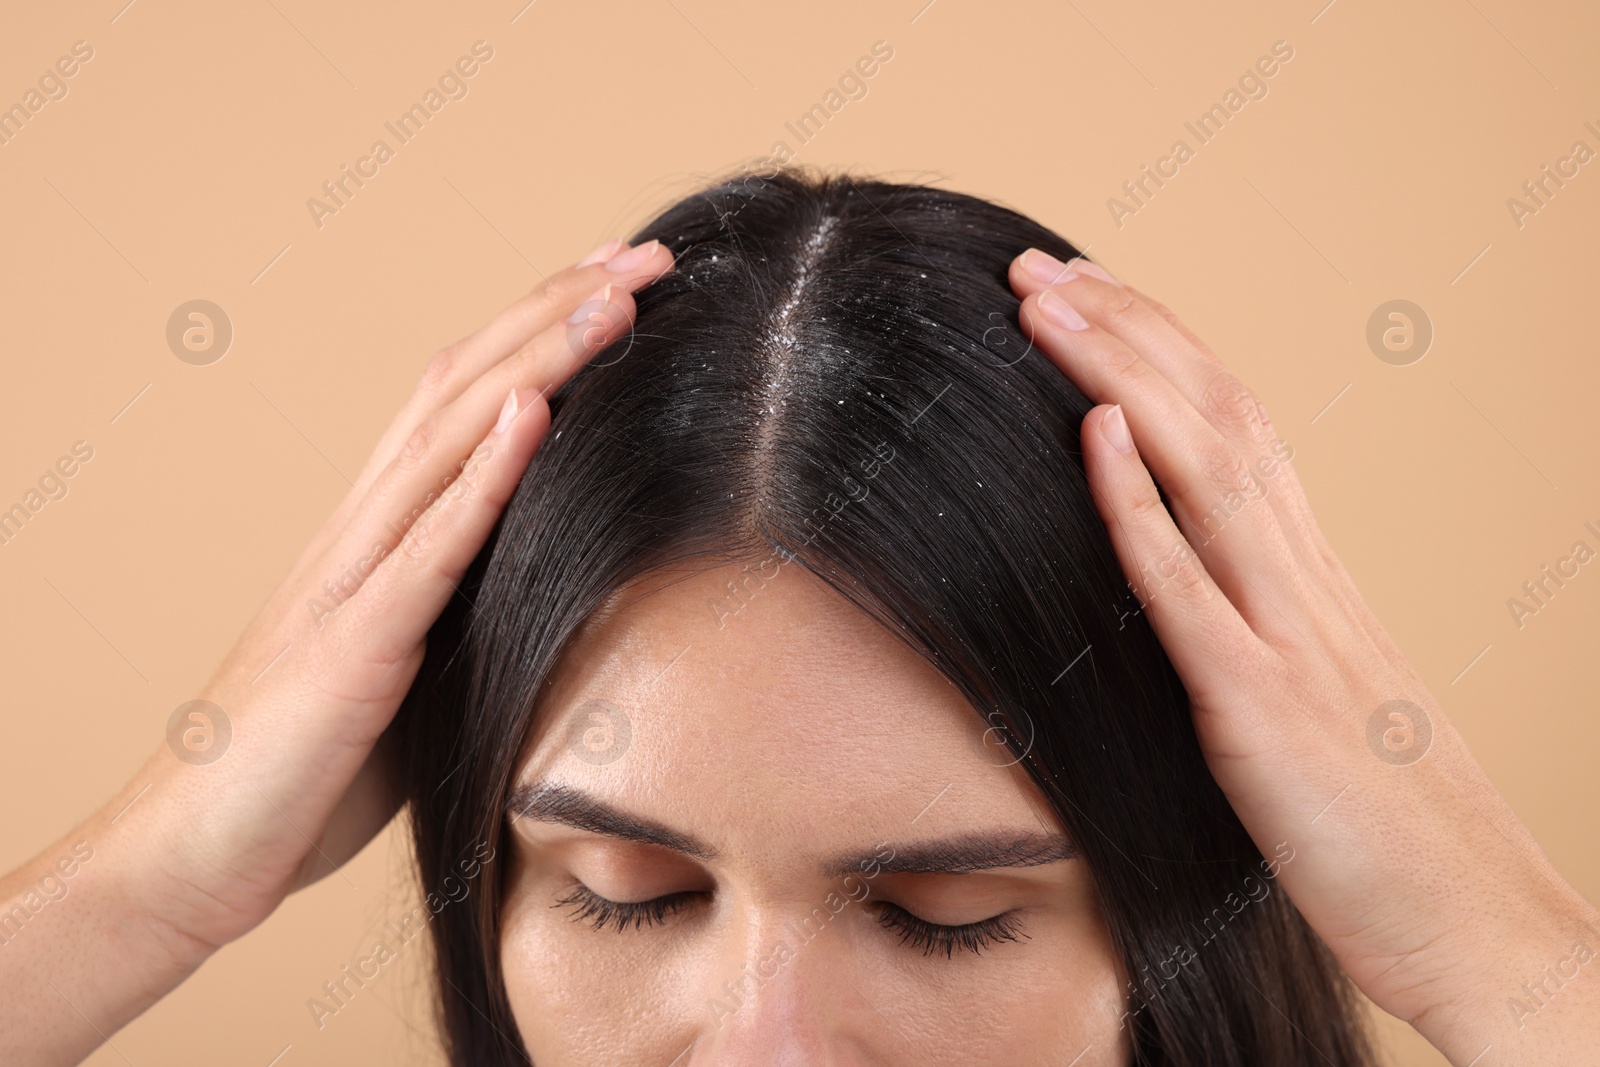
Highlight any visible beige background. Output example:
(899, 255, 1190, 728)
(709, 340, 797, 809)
(1, 1, 1596, 1063)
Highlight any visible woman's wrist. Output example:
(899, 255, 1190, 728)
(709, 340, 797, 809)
(0, 766, 226, 1065)
(1411, 883, 1600, 1065)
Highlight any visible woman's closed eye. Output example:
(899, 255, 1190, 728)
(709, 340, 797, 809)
(552, 882, 705, 932)
(871, 901, 1029, 957)
(553, 880, 1028, 958)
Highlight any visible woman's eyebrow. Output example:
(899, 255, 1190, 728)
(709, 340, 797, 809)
(506, 783, 1076, 877)
(506, 782, 720, 861)
(820, 832, 1078, 878)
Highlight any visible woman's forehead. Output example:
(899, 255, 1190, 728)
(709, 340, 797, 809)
(512, 561, 1053, 854)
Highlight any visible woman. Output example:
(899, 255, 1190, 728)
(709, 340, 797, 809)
(1, 169, 1594, 1065)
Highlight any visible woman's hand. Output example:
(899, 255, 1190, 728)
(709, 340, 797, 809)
(0, 237, 673, 1066)
(1008, 248, 1600, 1066)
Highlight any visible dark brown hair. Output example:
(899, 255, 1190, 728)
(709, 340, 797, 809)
(392, 166, 1376, 1065)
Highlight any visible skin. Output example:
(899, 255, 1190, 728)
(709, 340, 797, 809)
(502, 562, 1125, 1064)
(0, 233, 1594, 1066)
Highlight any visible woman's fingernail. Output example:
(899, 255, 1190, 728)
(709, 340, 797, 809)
(577, 238, 625, 267)
(567, 282, 615, 323)
(1038, 289, 1090, 331)
(1021, 248, 1077, 285)
(1068, 257, 1119, 285)
(1102, 404, 1134, 453)
(605, 238, 660, 273)
(494, 389, 520, 434)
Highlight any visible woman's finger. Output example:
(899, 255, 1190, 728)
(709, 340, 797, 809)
(1014, 275, 1321, 647)
(1011, 254, 1239, 421)
(322, 385, 550, 673)
(388, 239, 671, 433)
(1011, 254, 1330, 574)
(285, 283, 637, 657)
(1078, 403, 1267, 711)
(1012, 254, 1278, 476)
(1110, 274, 1400, 667)
(1124, 280, 1224, 365)
(1011, 255, 1295, 508)
(168, 268, 649, 915)
(282, 240, 673, 606)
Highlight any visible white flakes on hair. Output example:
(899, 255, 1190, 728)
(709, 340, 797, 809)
(762, 213, 839, 402)
(751, 213, 841, 485)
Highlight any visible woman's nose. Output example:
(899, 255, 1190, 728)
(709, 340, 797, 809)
(688, 906, 880, 1066)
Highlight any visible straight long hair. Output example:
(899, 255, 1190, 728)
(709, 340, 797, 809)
(393, 166, 1377, 1066)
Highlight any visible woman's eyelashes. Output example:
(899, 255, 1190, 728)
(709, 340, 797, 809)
(551, 882, 702, 932)
(870, 901, 1029, 958)
(552, 881, 1028, 957)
